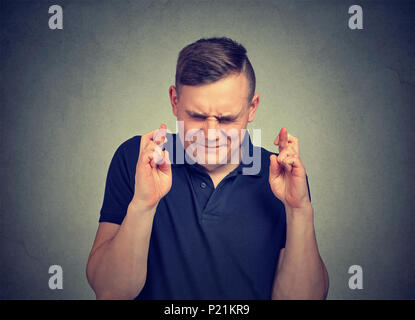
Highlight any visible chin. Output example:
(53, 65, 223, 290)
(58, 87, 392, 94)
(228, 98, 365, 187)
(198, 151, 233, 169)
(198, 163, 221, 172)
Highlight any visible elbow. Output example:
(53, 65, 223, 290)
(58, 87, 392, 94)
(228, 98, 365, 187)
(85, 257, 94, 291)
(272, 274, 329, 300)
(272, 289, 327, 300)
(86, 254, 99, 292)
(95, 291, 135, 300)
(311, 266, 330, 300)
(85, 252, 147, 300)
(322, 264, 330, 299)
(88, 272, 146, 300)
(94, 283, 145, 300)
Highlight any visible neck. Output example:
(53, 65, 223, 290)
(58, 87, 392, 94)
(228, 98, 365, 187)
(201, 162, 239, 175)
(200, 162, 239, 189)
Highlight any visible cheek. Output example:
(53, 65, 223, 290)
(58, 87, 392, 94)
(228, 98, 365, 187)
(181, 121, 205, 147)
(222, 121, 247, 138)
(183, 121, 203, 138)
(184, 120, 199, 130)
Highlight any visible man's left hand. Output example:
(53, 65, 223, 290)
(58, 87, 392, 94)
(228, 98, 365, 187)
(269, 127, 311, 210)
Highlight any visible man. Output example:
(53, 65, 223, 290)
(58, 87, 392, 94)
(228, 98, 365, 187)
(86, 37, 329, 299)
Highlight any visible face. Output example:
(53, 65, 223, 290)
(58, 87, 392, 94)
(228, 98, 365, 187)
(169, 72, 260, 171)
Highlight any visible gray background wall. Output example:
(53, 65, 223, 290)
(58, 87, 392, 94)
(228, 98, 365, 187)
(1, 0, 414, 299)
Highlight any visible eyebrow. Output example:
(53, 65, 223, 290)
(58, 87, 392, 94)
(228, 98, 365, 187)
(185, 109, 241, 121)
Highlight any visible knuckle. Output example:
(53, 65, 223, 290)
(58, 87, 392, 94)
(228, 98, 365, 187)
(286, 147, 295, 155)
(146, 140, 157, 149)
(143, 130, 154, 140)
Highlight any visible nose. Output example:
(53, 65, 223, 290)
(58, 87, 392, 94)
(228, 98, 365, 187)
(203, 118, 228, 148)
(203, 118, 219, 141)
(205, 117, 219, 131)
(203, 119, 230, 148)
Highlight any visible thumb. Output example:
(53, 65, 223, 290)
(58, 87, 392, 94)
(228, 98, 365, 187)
(269, 154, 282, 179)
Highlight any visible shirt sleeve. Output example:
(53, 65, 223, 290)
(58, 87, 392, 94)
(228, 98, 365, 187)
(99, 138, 140, 225)
(280, 173, 311, 249)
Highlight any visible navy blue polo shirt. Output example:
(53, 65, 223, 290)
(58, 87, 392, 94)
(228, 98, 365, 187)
(99, 132, 311, 299)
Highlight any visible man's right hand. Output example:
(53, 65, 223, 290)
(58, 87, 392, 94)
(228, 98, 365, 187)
(130, 124, 172, 210)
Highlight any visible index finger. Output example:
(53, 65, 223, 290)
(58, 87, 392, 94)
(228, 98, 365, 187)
(276, 127, 288, 149)
(140, 124, 167, 150)
(153, 123, 167, 143)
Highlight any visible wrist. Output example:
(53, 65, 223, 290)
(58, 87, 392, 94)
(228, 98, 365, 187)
(285, 202, 314, 224)
(123, 200, 157, 237)
(128, 199, 158, 218)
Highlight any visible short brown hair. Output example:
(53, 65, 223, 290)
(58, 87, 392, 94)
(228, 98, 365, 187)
(175, 37, 256, 106)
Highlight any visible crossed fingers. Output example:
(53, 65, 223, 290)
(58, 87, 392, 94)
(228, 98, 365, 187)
(139, 124, 170, 167)
(274, 127, 300, 163)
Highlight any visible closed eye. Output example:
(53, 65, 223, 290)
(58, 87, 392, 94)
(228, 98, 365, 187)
(186, 110, 237, 122)
(192, 114, 206, 120)
(217, 117, 235, 123)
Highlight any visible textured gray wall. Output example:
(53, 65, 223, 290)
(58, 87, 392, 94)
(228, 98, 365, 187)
(1, 0, 414, 299)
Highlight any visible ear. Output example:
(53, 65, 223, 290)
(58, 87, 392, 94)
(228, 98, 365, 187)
(247, 93, 260, 122)
(169, 85, 179, 117)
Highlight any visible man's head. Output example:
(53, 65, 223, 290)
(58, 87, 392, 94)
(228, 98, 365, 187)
(169, 37, 260, 171)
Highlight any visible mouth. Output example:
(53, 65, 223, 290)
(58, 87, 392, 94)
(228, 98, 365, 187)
(197, 143, 227, 149)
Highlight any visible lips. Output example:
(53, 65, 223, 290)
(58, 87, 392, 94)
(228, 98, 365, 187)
(197, 143, 227, 149)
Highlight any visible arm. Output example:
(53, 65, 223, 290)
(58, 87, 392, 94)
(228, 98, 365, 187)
(86, 202, 157, 300)
(271, 204, 329, 300)
(86, 124, 171, 299)
(269, 127, 329, 300)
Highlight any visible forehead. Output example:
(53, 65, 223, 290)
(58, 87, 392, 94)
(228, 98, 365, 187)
(179, 73, 249, 114)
